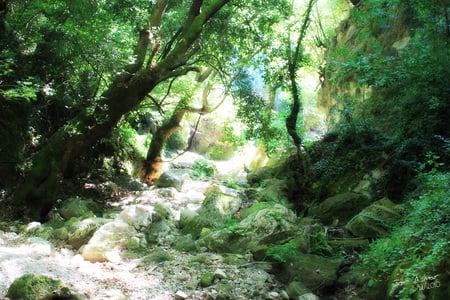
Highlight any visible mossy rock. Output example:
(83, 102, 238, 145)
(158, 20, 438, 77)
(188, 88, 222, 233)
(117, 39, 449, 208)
(345, 198, 403, 238)
(66, 217, 109, 249)
(6, 274, 78, 300)
(255, 179, 289, 203)
(179, 210, 226, 239)
(279, 254, 340, 291)
(142, 248, 172, 264)
(199, 272, 215, 287)
(59, 197, 102, 220)
(286, 281, 310, 299)
(308, 192, 371, 225)
(199, 190, 241, 216)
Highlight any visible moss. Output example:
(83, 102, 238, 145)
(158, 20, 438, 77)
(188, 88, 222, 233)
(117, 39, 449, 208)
(142, 248, 172, 264)
(199, 272, 215, 287)
(6, 274, 76, 300)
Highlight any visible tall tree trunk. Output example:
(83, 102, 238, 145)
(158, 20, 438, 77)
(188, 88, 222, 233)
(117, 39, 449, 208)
(14, 0, 231, 220)
(284, 0, 316, 206)
(141, 100, 191, 185)
(285, 0, 316, 163)
(141, 68, 220, 185)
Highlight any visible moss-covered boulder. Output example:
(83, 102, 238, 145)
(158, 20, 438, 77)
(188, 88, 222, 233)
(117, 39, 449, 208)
(279, 254, 341, 292)
(200, 189, 241, 217)
(308, 192, 371, 225)
(256, 179, 289, 203)
(155, 171, 184, 192)
(201, 204, 298, 253)
(6, 274, 78, 300)
(66, 217, 109, 249)
(179, 209, 225, 240)
(345, 198, 404, 238)
(59, 197, 102, 220)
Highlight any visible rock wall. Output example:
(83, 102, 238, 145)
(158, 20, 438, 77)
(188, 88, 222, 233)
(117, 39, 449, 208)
(318, 0, 414, 122)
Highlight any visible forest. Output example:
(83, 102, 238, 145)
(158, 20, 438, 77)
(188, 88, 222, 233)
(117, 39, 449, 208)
(0, 0, 449, 299)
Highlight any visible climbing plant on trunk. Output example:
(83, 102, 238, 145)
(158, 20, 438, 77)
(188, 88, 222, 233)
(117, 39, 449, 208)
(13, 0, 231, 220)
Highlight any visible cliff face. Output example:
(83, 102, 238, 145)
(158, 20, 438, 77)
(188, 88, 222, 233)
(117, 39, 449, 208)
(318, 0, 414, 122)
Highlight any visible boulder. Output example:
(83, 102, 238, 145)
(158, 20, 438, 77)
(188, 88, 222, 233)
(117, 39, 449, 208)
(80, 220, 137, 262)
(116, 204, 155, 230)
(67, 217, 109, 249)
(201, 204, 298, 253)
(346, 198, 404, 238)
(200, 189, 241, 216)
(6, 274, 78, 300)
(59, 197, 102, 219)
(155, 171, 184, 192)
(308, 192, 371, 225)
(281, 254, 340, 292)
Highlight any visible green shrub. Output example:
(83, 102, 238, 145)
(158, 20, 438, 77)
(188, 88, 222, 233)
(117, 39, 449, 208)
(362, 171, 450, 299)
(166, 130, 186, 152)
(266, 240, 300, 263)
(191, 159, 217, 180)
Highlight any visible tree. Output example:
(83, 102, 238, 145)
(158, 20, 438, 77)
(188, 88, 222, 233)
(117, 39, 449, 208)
(285, 0, 317, 162)
(13, 0, 232, 220)
(141, 67, 227, 185)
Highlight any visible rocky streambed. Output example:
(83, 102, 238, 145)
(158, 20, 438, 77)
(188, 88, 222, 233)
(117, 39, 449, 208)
(0, 152, 293, 300)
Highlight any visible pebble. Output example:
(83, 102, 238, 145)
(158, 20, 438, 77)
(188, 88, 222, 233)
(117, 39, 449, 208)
(175, 290, 188, 299)
(214, 268, 227, 279)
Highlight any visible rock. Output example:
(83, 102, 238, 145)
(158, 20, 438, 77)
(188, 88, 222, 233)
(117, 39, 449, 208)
(201, 204, 298, 253)
(286, 281, 310, 299)
(116, 204, 154, 230)
(59, 197, 102, 219)
(179, 209, 199, 228)
(346, 198, 404, 238)
(281, 254, 340, 293)
(26, 237, 54, 256)
(80, 220, 136, 262)
(155, 171, 184, 191)
(266, 291, 280, 299)
(200, 189, 242, 216)
(67, 217, 109, 249)
(6, 274, 78, 300)
(24, 222, 54, 240)
(280, 290, 290, 299)
(255, 179, 289, 202)
(145, 220, 175, 244)
(308, 192, 371, 225)
(214, 268, 227, 279)
(180, 210, 225, 240)
(299, 293, 320, 300)
(175, 290, 188, 299)
(199, 272, 215, 287)
(142, 247, 172, 263)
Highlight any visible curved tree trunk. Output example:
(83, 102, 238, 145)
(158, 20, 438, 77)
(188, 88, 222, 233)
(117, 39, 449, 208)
(141, 68, 220, 185)
(14, 0, 231, 220)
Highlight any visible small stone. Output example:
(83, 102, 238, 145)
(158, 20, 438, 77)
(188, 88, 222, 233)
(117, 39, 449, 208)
(267, 291, 280, 299)
(175, 290, 188, 299)
(280, 290, 290, 299)
(214, 268, 227, 279)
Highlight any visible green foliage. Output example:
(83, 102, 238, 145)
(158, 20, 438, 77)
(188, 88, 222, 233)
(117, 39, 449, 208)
(327, 0, 450, 142)
(266, 240, 300, 263)
(191, 159, 217, 180)
(362, 171, 450, 299)
(309, 123, 388, 197)
(166, 130, 186, 152)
